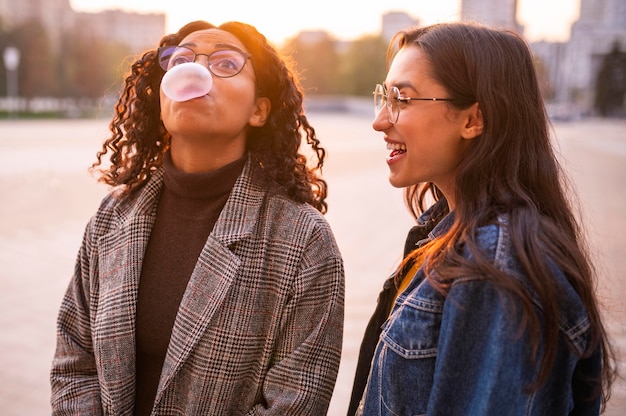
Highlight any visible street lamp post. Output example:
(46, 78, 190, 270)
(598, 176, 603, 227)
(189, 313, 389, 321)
(3, 46, 21, 118)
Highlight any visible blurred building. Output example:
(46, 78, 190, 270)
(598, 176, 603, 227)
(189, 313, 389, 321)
(74, 10, 166, 53)
(531, 0, 626, 116)
(381, 11, 420, 41)
(0, 0, 165, 53)
(561, 0, 626, 111)
(461, 0, 524, 33)
(0, 0, 73, 51)
(293, 30, 332, 44)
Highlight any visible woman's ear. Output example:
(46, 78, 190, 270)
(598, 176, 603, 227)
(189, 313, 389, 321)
(461, 102, 484, 140)
(248, 97, 271, 127)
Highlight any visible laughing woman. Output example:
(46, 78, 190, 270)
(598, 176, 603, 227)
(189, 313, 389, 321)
(349, 22, 615, 415)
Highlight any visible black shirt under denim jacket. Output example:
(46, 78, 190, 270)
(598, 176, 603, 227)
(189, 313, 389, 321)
(347, 201, 449, 416)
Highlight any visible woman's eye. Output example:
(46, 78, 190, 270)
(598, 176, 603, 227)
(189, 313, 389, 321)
(212, 58, 238, 69)
(170, 55, 192, 67)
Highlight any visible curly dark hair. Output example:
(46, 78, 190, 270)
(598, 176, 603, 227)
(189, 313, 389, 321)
(93, 20, 329, 213)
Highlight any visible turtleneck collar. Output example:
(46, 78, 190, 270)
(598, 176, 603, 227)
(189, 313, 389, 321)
(162, 151, 246, 199)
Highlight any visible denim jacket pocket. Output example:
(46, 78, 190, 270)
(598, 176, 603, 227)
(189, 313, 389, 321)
(375, 281, 444, 415)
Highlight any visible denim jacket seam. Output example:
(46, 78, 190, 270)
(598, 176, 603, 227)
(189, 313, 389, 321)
(561, 316, 591, 355)
(382, 335, 438, 358)
(403, 296, 445, 313)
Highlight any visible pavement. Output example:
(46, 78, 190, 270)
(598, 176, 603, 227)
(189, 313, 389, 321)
(0, 113, 625, 415)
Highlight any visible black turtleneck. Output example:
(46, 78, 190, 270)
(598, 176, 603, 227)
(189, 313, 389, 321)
(134, 152, 245, 415)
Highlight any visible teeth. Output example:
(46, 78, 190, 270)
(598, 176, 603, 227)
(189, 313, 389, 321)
(386, 142, 407, 151)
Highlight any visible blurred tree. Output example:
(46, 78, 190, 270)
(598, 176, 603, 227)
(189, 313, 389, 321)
(0, 16, 144, 117)
(282, 32, 340, 95)
(59, 28, 131, 99)
(337, 35, 387, 96)
(594, 41, 626, 117)
(0, 19, 131, 101)
(0, 23, 8, 97)
(101, 44, 136, 98)
(11, 19, 56, 97)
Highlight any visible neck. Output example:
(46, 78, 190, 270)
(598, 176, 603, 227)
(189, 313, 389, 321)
(169, 139, 246, 173)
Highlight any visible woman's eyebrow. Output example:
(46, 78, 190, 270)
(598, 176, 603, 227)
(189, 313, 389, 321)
(213, 43, 247, 53)
(178, 42, 246, 54)
(392, 81, 417, 92)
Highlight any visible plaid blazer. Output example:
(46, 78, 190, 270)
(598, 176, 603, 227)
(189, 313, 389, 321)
(51, 157, 345, 415)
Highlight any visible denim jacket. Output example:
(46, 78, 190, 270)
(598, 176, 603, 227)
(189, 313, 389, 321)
(358, 202, 601, 415)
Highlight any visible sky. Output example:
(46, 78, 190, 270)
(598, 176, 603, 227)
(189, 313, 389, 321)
(69, 0, 581, 46)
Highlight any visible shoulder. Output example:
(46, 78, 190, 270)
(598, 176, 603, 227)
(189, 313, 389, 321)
(459, 215, 521, 279)
(455, 216, 592, 353)
(232, 158, 335, 238)
(265, 189, 330, 227)
(262, 190, 340, 254)
(88, 170, 163, 235)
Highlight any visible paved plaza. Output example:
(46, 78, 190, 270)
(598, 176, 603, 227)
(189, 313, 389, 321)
(0, 113, 625, 415)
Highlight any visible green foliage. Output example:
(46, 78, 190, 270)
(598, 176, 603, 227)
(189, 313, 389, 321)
(282, 32, 341, 95)
(3, 19, 56, 97)
(337, 35, 387, 96)
(0, 18, 132, 100)
(58, 30, 131, 98)
(280, 33, 388, 97)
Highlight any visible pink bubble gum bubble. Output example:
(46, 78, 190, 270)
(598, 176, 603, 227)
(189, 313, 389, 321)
(161, 62, 213, 102)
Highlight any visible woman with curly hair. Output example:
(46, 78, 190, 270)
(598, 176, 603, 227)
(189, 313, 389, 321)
(349, 22, 615, 415)
(51, 20, 344, 415)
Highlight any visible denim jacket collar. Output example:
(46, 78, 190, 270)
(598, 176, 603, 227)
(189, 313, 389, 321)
(410, 198, 454, 250)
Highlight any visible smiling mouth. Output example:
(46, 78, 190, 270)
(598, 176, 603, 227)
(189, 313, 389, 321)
(387, 142, 407, 157)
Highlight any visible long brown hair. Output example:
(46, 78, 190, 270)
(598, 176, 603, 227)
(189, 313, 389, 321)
(92, 20, 328, 213)
(391, 22, 615, 408)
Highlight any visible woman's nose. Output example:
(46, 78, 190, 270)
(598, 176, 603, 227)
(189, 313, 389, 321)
(372, 106, 392, 132)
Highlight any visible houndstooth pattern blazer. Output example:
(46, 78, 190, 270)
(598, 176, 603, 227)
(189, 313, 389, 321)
(50, 157, 345, 415)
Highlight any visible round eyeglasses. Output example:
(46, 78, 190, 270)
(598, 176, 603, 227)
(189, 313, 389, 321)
(373, 83, 457, 124)
(158, 46, 251, 78)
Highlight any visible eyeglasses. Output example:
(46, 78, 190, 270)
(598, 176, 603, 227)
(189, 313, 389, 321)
(157, 46, 251, 78)
(373, 83, 457, 124)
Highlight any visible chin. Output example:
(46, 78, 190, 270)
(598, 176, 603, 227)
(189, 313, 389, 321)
(388, 176, 407, 189)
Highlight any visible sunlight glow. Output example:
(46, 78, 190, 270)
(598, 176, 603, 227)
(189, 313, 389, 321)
(70, 0, 579, 45)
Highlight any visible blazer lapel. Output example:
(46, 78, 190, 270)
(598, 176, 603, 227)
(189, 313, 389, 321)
(155, 237, 240, 398)
(154, 157, 266, 402)
(94, 173, 162, 414)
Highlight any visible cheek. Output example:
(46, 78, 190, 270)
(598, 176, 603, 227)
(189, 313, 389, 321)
(159, 90, 169, 116)
(405, 123, 461, 163)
